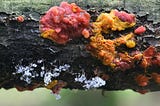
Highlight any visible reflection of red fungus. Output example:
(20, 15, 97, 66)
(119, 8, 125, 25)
(135, 74, 149, 87)
(134, 26, 146, 35)
(40, 2, 91, 44)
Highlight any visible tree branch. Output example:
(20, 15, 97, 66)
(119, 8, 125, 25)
(0, 0, 160, 94)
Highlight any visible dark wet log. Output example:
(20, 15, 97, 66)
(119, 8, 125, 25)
(0, 0, 160, 94)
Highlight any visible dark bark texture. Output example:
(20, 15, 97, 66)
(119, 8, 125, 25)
(0, 0, 160, 93)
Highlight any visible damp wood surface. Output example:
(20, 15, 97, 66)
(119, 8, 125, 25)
(0, 0, 160, 93)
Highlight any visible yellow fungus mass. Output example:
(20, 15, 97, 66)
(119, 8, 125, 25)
(126, 40, 136, 48)
(114, 33, 134, 46)
(88, 33, 135, 67)
(87, 9, 136, 67)
(88, 10, 136, 68)
(92, 10, 136, 35)
(41, 29, 55, 39)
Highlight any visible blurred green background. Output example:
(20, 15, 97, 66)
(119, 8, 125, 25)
(1, 88, 160, 106)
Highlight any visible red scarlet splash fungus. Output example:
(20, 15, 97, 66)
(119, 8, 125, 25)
(134, 26, 146, 35)
(16, 16, 24, 22)
(135, 74, 149, 87)
(140, 46, 156, 68)
(143, 46, 156, 58)
(40, 2, 91, 44)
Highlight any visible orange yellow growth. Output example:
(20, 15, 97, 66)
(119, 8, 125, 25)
(126, 40, 136, 48)
(92, 10, 136, 35)
(88, 33, 135, 67)
(87, 10, 137, 69)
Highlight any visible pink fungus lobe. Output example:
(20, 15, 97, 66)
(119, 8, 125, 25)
(113, 9, 136, 23)
(134, 26, 146, 35)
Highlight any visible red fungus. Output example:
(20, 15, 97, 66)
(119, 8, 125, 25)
(113, 9, 136, 23)
(135, 74, 149, 87)
(113, 54, 133, 71)
(143, 46, 156, 57)
(16, 16, 24, 22)
(140, 46, 160, 67)
(140, 46, 156, 68)
(134, 26, 146, 35)
(40, 2, 91, 44)
(114, 60, 132, 71)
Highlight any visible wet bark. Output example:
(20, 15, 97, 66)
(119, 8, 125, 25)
(0, 0, 160, 93)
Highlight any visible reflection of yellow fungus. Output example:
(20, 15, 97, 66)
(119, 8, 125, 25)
(46, 80, 58, 89)
(126, 40, 136, 48)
